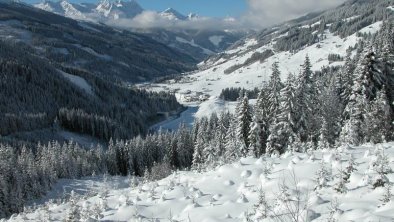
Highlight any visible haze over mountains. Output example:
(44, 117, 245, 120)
(33, 0, 246, 60)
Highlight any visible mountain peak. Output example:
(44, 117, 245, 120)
(96, 0, 143, 19)
(161, 7, 186, 20)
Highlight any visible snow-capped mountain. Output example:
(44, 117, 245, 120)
(32, 0, 247, 61)
(159, 7, 187, 21)
(35, 0, 143, 21)
(95, 0, 143, 20)
(35, 0, 94, 20)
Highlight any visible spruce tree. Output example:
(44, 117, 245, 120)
(237, 95, 252, 157)
(295, 55, 316, 142)
(266, 74, 297, 155)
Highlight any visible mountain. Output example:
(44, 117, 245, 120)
(138, 29, 246, 61)
(0, 1, 193, 144)
(151, 0, 394, 103)
(32, 0, 247, 61)
(1, 2, 195, 83)
(35, 0, 95, 20)
(159, 7, 187, 20)
(95, 0, 143, 20)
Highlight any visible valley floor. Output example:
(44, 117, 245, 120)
(6, 142, 394, 222)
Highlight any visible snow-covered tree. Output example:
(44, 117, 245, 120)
(253, 189, 271, 220)
(364, 88, 392, 143)
(252, 87, 271, 155)
(224, 119, 241, 162)
(295, 55, 317, 142)
(266, 73, 297, 155)
(236, 95, 252, 157)
(267, 61, 284, 120)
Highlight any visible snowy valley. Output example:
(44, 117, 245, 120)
(0, 0, 394, 221)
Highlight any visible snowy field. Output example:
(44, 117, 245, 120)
(7, 142, 394, 221)
(150, 106, 199, 131)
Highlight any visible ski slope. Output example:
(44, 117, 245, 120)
(8, 142, 394, 221)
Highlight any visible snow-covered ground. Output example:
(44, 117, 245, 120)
(145, 22, 383, 120)
(59, 70, 95, 96)
(150, 106, 199, 131)
(8, 142, 394, 221)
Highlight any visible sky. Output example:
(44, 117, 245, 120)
(26, 0, 347, 30)
(136, 0, 247, 18)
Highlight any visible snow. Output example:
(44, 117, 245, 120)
(301, 21, 320, 29)
(60, 0, 87, 20)
(147, 21, 383, 119)
(150, 106, 199, 131)
(358, 21, 383, 35)
(388, 6, 394, 11)
(209, 35, 224, 47)
(160, 8, 187, 21)
(10, 142, 394, 221)
(58, 130, 102, 148)
(343, 15, 360, 22)
(73, 44, 112, 60)
(176, 37, 214, 55)
(0, 20, 32, 43)
(59, 70, 95, 96)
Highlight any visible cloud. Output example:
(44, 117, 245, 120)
(107, 11, 240, 31)
(241, 0, 346, 28)
(107, 0, 346, 31)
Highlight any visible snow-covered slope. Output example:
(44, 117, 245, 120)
(160, 8, 187, 21)
(35, 0, 94, 20)
(145, 0, 394, 118)
(8, 142, 394, 221)
(152, 21, 381, 98)
(95, 0, 143, 20)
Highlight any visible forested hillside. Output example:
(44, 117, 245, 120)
(0, 2, 194, 144)
(0, 2, 195, 83)
(0, 39, 183, 143)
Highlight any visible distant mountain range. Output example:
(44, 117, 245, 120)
(33, 0, 248, 60)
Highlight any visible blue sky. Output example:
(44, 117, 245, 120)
(136, 0, 247, 18)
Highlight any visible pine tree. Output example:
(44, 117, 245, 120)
(336, 52, 355, 107)
(334, 169, 347, 194)
(214, 112, 231, 160)
(339, 94, 368, 146)
(267, 61, 284, 120)
(317, 119, 331, 149)
(381, 184, 393, 204)
(253, 188, 270, 220)
(364, 88, 392, 143)
(248, 115, 261, 158)
(237, 95, 252, 157)
(295, 55, 316, 142)
(66, 191, 80, 222)
(192, 136, 204, 171)
(314, 161, 330, 190)
(253, 87, 271, 155)
(266, 74, 297, 155)
(224, 119, 241, 162)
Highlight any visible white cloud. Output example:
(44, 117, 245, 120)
(107, 10, 240, 31)
(241, 0, 346, 28)
(108, 0, 346, 31)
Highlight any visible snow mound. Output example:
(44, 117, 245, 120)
(9, 142, 394, 222)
